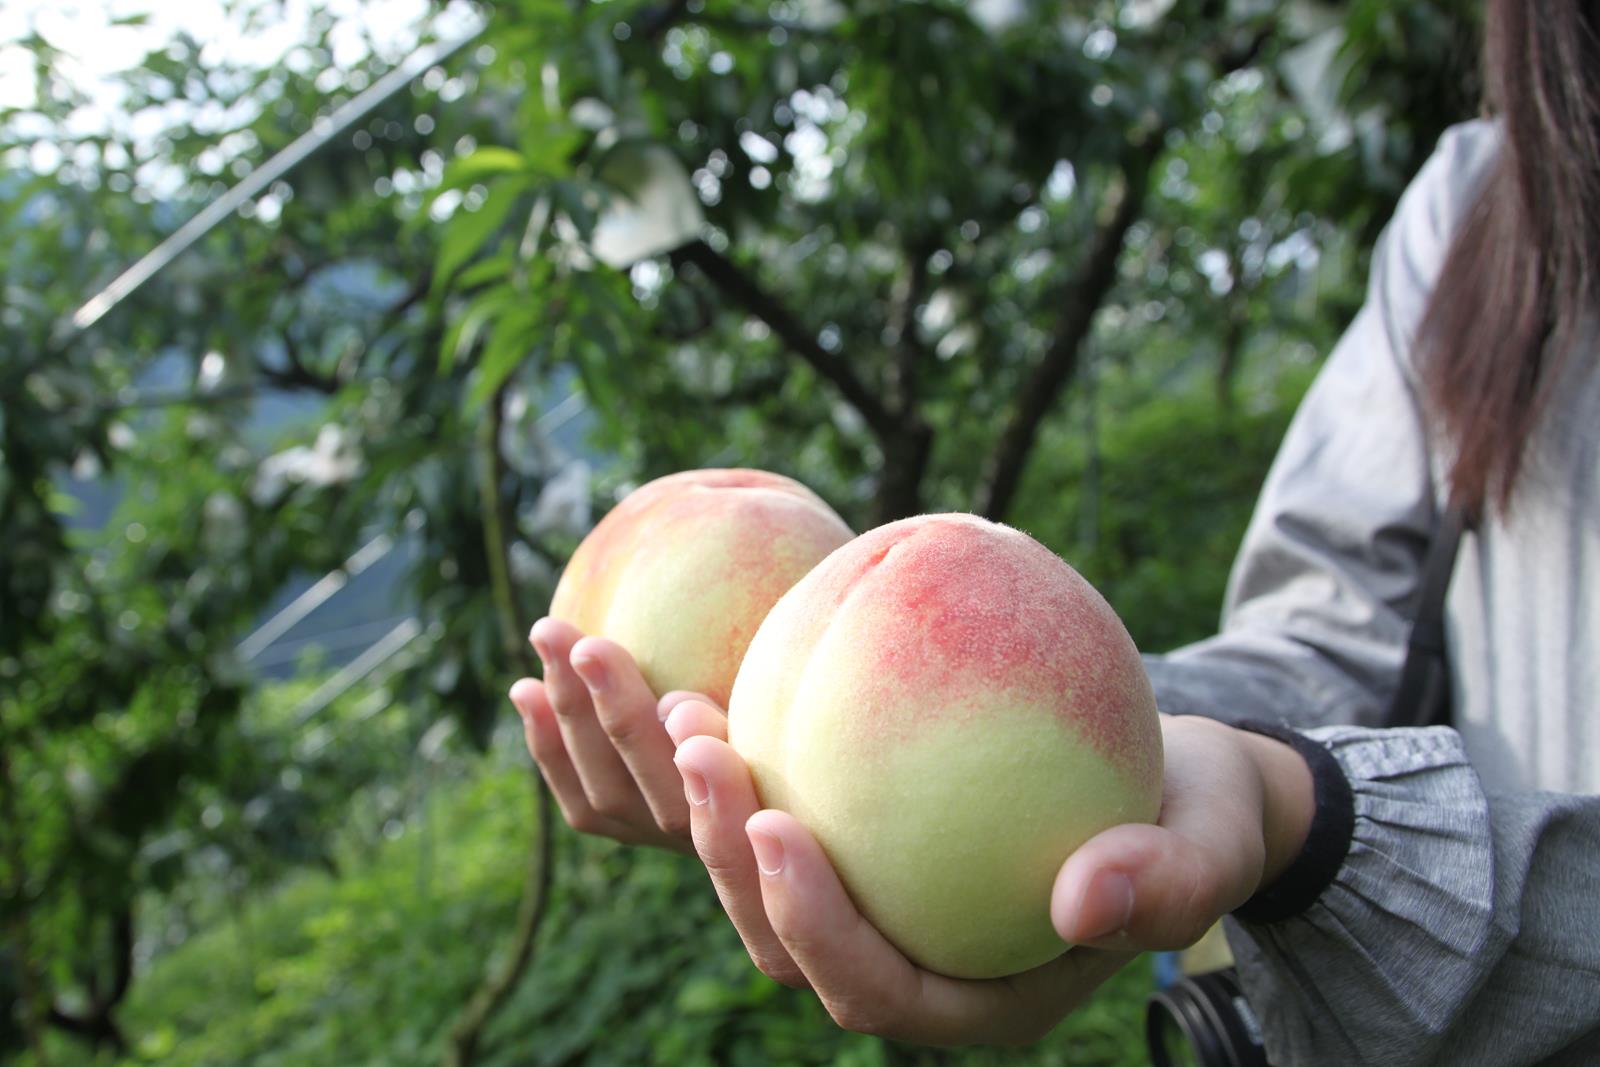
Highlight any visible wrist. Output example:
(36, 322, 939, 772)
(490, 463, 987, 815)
(1235, 729, 1317, 893)
(1227, 720, 1356, 924)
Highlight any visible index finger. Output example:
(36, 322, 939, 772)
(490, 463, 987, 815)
(744, 809, 1132, 1045)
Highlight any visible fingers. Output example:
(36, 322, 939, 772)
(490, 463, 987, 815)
(569, 635, 689, 836)
(658, 690, 717, 727)
(737, 807, 928, 1038)
(661, 698, 728, 746)
(668, 709, 1129, 1044)
(742, 808, 1129, 1046)
(670, 733, 808, 988)
(509, 677, 634, 840)
(514, 618, 699, 851)
(1052, 717, 1268, 952)
(529, 618, 647, 825)
(1051, 824, 1233, 951)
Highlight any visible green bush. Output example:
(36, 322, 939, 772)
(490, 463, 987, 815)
(39, 758, 1153, 1067)
(1013, 371, 1314, 653)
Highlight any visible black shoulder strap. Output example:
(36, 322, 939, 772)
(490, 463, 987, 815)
(1385, 505, 1468, 728)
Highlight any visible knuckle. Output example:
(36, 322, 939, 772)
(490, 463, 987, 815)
(597, 708, 645, 748)
(1005, 1016, 1056, 1047)
(548, 692, 586, 721)
(655, 808, 691, 841)
(526, 725, 560, 763)
(563, 807, 604, 837)
(824, 996, 896, 1038)
(764, 908, 822, 958)
(589, 791, 635, 822)
(750, 951, 807, 989)
(696, 848, 742, 884)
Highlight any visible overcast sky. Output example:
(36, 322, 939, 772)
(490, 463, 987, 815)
(0, 0, 471, 131)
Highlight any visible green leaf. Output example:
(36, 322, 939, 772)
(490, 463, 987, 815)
(436, 146, 532, 195)
(583, 19, 622, 100)
(521, 121, 586, 174)
(46, 484, 82, 516)
(551, 179, 602, 243)
(432, 179, 525, 296)
(675, 977, 734, 1015)
(439, 285, 517, 372)
(454, 250, 516, 293)
(464, 300, 543, 412)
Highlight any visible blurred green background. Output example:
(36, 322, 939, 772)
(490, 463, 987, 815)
(2, 0, 1481, 1063)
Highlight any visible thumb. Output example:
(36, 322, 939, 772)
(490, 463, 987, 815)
(1051, 811, 1265, 952)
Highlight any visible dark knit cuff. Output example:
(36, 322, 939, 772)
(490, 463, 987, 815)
(1229, 719, 1356, 924)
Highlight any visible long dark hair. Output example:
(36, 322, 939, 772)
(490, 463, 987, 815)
(1419, 0, 1600, 517)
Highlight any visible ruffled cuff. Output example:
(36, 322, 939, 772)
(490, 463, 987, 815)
(1221, 725, 1496, 1066)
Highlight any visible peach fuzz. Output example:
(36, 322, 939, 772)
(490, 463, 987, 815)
(549, 469, 854, 707)
(727, 513, 1163, 979)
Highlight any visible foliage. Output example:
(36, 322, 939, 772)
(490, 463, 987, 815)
(41, 758, 1154, 1067)
(2, 4, 558, 1054)
(2, 0, 1483, 1062)
(435, 0, 1476, 526)
(1013, 368, 1317, 653)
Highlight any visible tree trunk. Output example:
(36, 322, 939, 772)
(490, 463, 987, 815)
(443, 387, 557, 1067)
(979, 139, 1161, 522)
(871, 420, 934, 526)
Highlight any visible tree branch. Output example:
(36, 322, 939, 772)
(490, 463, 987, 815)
(260, 327, 341, 393)
(256, 268, 431, 393)
(632, 0, 693, 41)
(1217, 23, 1274, 76)
(977, 137, 1162, 522)
(689, 11, 837, 39)
(105, 905, 135, 1009)
(887, 241, 932, 419)
(0, 727, 52, 1066)
(443, 385, 555, 1067)
(1216, 243, 1250, 411)
(670, 240, 899, 439)
(340, 268, 432, 382)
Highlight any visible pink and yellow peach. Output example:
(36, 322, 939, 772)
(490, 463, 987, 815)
(728, 513, 1164, 979)
(549, 469, 854, 707)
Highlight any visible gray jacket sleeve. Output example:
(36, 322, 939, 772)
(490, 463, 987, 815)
(1224, 726, 1600, 1066)
(1143, 122, 1600, 1064)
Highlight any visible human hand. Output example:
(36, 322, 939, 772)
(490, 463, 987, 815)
(665, 709, 1313, 1045)
(508, 616, 718, 853)
(1051, 714, 1314, 950)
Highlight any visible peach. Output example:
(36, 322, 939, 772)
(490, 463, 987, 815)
(728, 513, 1163, 979)
(549, 469, 854, 707)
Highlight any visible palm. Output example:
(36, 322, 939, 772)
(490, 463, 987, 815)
(667, 709, 1288, 1045)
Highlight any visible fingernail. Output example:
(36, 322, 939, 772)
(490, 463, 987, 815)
(679, 765, 709, 807)
(572, 656, 606, 692)
(508, 686, 528, 720)
(747, 828, 785, 877)
(1074, 871, 1134, 941)
(663, 708, 691, 747)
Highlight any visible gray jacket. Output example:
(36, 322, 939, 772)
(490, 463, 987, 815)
(1144, 121, 1600, 1065)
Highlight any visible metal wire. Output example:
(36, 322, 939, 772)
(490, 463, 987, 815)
(62, 16, 486, 340)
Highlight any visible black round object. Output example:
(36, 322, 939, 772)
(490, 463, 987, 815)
(1146, 967, 1271, 1067)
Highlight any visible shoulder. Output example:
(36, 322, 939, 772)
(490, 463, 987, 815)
(1381, 120, 1502, 287)
(1369, 120, 1503, 368)
(1400, 119, 1502, 241)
